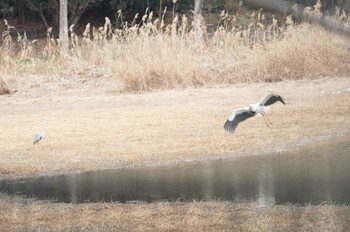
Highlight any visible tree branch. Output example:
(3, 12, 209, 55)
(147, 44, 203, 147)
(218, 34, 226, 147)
(26, 0, 50, 29)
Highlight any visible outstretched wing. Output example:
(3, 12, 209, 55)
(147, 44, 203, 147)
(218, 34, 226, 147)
(224, 108, 255, 133)
(259, 93, 285, 106)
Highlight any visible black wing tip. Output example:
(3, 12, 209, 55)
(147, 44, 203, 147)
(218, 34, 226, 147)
(279, 95, 286, 105)
(224, 120, 236, 133)
(265, 93, 286, 106)
(33, 136, 42, 145)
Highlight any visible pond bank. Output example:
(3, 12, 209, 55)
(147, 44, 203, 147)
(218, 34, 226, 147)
(1, 134, 350, 205)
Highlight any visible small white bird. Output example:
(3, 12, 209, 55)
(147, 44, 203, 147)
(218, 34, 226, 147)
(224, 93, 285, 133)
(33, 130, 44, 145)
(33, 119, 46, 145)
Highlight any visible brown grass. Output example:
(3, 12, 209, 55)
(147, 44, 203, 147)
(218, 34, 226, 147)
(1, 10, 349, 231)
(0, 11, 349, 94)
(0, 78, 349, 178)
(250, 24, 350, 82)
(0, 77, 10, 95)
(1, 194, 349, 231)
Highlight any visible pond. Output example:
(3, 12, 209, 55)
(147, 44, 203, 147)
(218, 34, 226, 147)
(1, 135, 349, 205)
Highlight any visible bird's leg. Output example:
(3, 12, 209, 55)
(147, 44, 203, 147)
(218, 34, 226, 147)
(262, 112, 272, 128)
(262, 112, 273, 126)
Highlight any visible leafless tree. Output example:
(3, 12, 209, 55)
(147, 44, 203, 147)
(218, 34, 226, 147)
(193, 0, 208, 46)
(59, 0, 69, 53)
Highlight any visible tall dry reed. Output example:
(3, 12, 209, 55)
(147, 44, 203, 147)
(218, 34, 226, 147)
(0, 7, 349, 93)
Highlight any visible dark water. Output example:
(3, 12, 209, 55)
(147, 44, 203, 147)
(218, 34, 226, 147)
(1, 136, 350, 205)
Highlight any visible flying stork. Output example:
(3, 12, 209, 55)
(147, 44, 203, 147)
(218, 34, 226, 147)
(224, 93, 285, 133)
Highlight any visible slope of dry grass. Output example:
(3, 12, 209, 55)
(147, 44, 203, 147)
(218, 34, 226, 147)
(1, 194, 349, 232)
(1, 11, 349, 94)
(250, 24, 350, 82)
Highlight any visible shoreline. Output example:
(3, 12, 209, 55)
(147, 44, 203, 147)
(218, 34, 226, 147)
(2, 130, 349, 180)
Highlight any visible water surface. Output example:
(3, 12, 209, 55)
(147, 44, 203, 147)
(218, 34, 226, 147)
(1, 136, 349, 205)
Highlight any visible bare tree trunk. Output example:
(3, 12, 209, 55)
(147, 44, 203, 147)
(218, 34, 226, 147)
(59, 0, 69, 53)
(194, 0, 203, 15)
(193, 0, 208, 46)
(193, 0, 202, 39)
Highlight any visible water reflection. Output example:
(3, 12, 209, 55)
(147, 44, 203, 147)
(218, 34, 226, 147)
(1, 136, 350, 205)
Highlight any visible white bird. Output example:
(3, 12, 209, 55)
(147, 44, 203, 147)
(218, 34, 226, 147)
(33, 130, 44, 145)
(224, 93, 285, 133)
(33, 119, 46, 145)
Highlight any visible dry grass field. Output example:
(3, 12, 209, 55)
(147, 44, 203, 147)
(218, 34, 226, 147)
(1, 7, 350, 231)
(1, 194, 349, 231)
(0, 76, 349, 226)
(0, 77, 349, 178)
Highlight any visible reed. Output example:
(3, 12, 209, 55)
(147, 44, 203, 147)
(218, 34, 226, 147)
(0, 8, 349, 94)
(1, 194, 349, 231)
